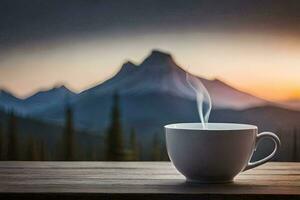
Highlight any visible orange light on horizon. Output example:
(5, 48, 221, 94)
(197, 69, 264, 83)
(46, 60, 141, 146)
(0, 30, 300, 102)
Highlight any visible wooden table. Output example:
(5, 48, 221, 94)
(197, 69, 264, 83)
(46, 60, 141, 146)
(0, 162, 299, 200)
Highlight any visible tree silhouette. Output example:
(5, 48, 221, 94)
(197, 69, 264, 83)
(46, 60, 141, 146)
(129, 128, 139, 161)
(39, 140, 46, 161)
(151, 133, 161, 161)
(106, 93, 124, 161)
(7, 111, 18, 160)
(62, 105, 76, 161)
(0, 122, 3, 160)
(292, 128, 298, 162)
(26, 137, 39, 161)
(54, 140, 63, 161)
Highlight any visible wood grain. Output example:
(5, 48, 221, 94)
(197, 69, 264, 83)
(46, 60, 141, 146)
(0, 162, 299, 200)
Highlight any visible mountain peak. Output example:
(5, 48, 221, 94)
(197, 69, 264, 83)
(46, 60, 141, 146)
(150, 49, 172, 58)
(35, 85, 72, 95)
(24, 85, 75, 102)
(117, 61, 137, 76)
(123, 61, 135, 66)
(139, 49, 180, 75)
(52, 85, 70, 92)
(144, 50, 173, 62)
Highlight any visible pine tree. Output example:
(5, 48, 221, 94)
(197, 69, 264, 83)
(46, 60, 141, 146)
(151, 133, 161, 161)
(129, 128, 139, 161)
(54, 140, 62, 161)
(26, 137, 39, 161)
(0, 122, 3, 160)
(292, 128, 298, 162)
(106, 93, 124, 161)
(62, 105, 75, 161)
(26, 137, 33, 160)
(138, 144, 143, 161)
(39, 140, 46, 161)
(7, 111, 18, 160)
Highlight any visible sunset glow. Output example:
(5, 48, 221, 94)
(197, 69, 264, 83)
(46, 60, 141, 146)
(1, 0, 300, 164)
(0, 31, 299, 101)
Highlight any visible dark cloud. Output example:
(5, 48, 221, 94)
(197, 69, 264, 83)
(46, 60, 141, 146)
(0, 0, 300, 51)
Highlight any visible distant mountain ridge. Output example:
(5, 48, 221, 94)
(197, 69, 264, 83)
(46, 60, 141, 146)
(0, 85, 75, 114)
(11, 49, 270, 132)
(77, 50, 267, 109)
(277, 99, 300, 111)
(0, 89, 23, 111)
(24, 85, 74, 102)
(0, 50, 268, 114)
(2, 50, 300, 160)
(0, 49, 294, 135)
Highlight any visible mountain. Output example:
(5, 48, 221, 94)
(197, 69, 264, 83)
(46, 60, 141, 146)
(0, 85, 75, 114)
(0, 50, 267, 116)
(25, 85, 75, 104)
(23, 85, 76, 113)
(277, 99, 300, 111)
(32, 50, 268, 132)
(0, 89, 23, 112)
(78, 50, 266, 108)
(1, 50, 300, 161)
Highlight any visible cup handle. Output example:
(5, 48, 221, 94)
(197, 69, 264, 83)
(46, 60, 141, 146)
(243, 132, 281, 171)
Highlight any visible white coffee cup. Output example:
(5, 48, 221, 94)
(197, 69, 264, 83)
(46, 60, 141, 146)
(165, 123, 280, 183)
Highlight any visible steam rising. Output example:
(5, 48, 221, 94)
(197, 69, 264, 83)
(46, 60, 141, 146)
(186, 73, 212, 129)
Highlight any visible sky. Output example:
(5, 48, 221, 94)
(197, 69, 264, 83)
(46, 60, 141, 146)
(1, 0, 300, 101)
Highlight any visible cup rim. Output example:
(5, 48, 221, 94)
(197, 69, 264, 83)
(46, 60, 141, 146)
(164, 123, 257, 131)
